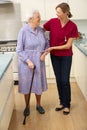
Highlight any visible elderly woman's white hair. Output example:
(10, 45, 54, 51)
(25, 10, 40, 22)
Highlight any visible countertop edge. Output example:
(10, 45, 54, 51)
(0, 54, 13, 80)
(74, 41, 87, 56)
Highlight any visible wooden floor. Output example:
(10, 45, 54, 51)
(8, 82, 87, 130)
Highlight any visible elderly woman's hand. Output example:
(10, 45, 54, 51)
(27, 60, 34, 69)
(40, 52, 48, 61)
(40, 54, 45, 61)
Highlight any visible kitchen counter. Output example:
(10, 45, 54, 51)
(74, 39, 87, 56)
(0, 53, 13, 80)
(0, 53, 14, 130)
(73, 42, 87, 101)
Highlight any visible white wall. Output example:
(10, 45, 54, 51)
(73, 20, 87, 37)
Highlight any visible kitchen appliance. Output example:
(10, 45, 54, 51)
(0, 40, 17, 52)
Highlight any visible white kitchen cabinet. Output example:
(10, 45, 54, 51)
(73, 45, 87, 100)
(45, 54, 50, 78)
(16, 0, 87, 20)
(70, 45, 75, 78)
(45, 54, 55, 83)
(45, 54, 55, 79)
(68, 0, 87, 19)
(45, 0, 67, 20)
(21, 0, 45, 21)
(20, 0, 67, 21)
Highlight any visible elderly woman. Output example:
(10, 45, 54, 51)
(16, 10, 49, 115)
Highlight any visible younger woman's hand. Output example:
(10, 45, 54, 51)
(45, 47, 54, 52)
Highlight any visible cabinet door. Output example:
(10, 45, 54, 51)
(45, 0, 67, 20)
(45, 54, 50, 78)
(21, 0, 45, 21)
(68, 0, 87, 19)
(21, 0, 68, 21)
(45, 54, 55, 78)
(73, 45, 87, 99)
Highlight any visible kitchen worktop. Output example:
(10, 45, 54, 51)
(0, 53, 14, 130)
(74, 39, 87, 56)
(0, 53, 13, 80)
(73, 43, 87, 100)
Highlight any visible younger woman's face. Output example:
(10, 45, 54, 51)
(56, 7, 67, 19)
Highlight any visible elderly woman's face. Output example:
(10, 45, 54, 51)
(32, 13, 41, 26)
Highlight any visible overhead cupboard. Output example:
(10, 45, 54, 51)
(68, 0, 87, 19)
(42, 0, 67, 20)
(20, 0, 87, 21)
(20, 0, 67, 21)
(21, 0, 45, 21)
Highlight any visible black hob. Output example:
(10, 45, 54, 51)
(0, 40, 17, 44)
(0, 40, 17, 52)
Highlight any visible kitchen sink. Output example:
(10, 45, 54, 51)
(79, 44, 87, 50)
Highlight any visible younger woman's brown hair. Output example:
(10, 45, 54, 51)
(56, 2, 73, 18)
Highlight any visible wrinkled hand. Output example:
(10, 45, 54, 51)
(40, 54, 45, 61)
(27, 60, 34, 69)
(40, 52, 49, 61)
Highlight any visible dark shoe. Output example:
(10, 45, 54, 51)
(36, 106, 45, 114)
(23, 107, 30, 116)
(55, 106, 64, 111)
(63, 108, 70, 115)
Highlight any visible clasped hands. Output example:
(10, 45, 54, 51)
(40, 47, 53, 61)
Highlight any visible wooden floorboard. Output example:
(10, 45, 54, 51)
(8, 82, 87, 130)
